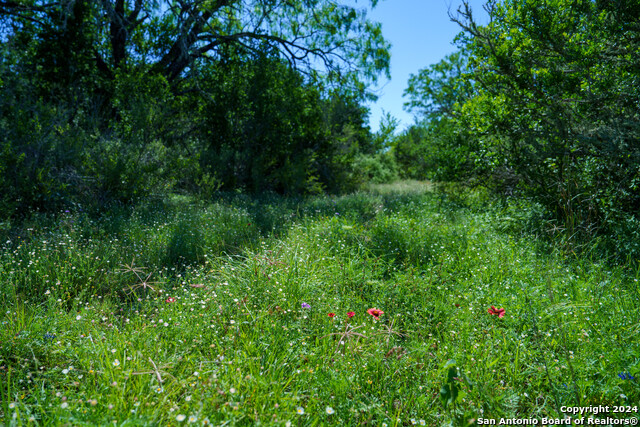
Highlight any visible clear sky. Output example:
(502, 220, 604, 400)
(363, 0, 489, 132)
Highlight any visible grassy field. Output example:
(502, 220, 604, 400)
(1, 181, 638, 426)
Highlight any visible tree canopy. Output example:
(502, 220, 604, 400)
(0, 0, 390, 89)
(0, 0, 393, 216)
(404, 50, 472, 122)
(399, 0, 640, 255)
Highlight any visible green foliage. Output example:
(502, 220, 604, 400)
(82, 69, 190, 203)
(440, 360, 465, 408)
(0, 84, 88, 216)
(0, 0, 392, 217)
(392, 125, 430, 180)
(393, 120, 480, 182)
(404, 51, 473, 122)
(403, 0, 640, 259)
(1, 0, 391, 89)
(184, 54, 381, 195)
(1, 185, 638, 425)
(346, 113, 400, 186)
(399, 51, 483, 183)
(191, 56, 326, 193)
(352, 152, 399, 185)
(164, 217, 206, 267)
(319, 92, 378, 193)
(455, 0, 640, 230)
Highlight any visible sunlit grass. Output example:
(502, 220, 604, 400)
(1, 184, 638, 425)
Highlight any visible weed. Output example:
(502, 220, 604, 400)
(0, 183, 638, 425)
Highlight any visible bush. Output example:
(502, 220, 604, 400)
(352, 152, 399, 185)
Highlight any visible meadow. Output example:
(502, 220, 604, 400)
(1, 182, 638, 426)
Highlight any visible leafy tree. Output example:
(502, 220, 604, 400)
(0, 0, 391, 214)
(1, 0, 390, 90)
(400, 0, 640, 255)
(404, 50, 473, 122)
(392, 125, 429, 180)
(401, 50, 481, 182)
(349, 113, 399, 185)
(451, 0, 640, 228)
(187, 52, 384, 194)
(190, 54, 329, 193)
(318, 91, 376, 192)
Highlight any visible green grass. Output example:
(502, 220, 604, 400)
(1, 182, 638, 426)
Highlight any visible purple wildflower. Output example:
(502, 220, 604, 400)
(618, 372, 635, 380)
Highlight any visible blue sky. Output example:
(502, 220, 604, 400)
(363, 0, 488, 132)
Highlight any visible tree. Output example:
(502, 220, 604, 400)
(1, 0, 390, 90)
(0, 0, 391, 214)
(401, 50, 481, 182)
(404, 50, 473, 122)
(447, 0, 640, 242)
(188, 54, 329, 193)
(318, 90, 376, 192)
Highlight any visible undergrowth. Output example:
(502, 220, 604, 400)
(1, 182, 638, 426)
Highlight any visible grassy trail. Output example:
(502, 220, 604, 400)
(1, 182, 638, 426)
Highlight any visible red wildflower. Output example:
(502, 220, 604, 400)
(328, 313, 336, 318)
(165, 297, 177, 303)
(487, 306, 505, 318)
(347, 311, 355, 318)
(367, 308, 384, 319)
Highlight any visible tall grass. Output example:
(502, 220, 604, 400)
(1, 182, 638, 425)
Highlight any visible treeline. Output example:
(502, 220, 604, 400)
(0, 0, 396, 218)
(395, 0, 640, 257)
